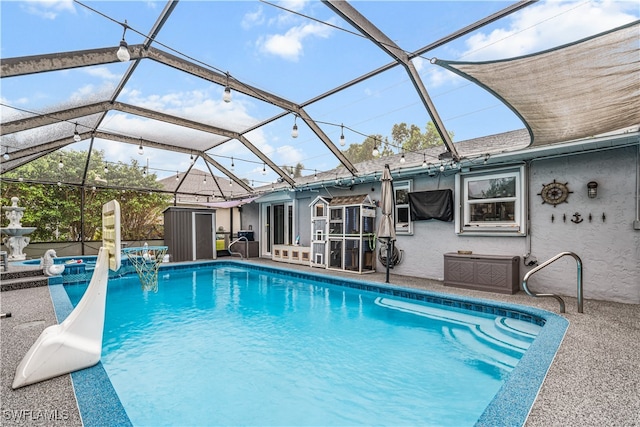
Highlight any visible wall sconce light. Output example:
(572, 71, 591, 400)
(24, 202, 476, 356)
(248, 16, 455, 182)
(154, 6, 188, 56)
(587, 181, 598, 198)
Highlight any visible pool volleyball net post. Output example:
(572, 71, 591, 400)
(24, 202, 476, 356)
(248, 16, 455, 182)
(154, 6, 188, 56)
(122, 244, 168, 292)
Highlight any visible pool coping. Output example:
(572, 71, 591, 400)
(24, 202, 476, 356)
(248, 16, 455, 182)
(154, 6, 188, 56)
(53, 259, 568, 427)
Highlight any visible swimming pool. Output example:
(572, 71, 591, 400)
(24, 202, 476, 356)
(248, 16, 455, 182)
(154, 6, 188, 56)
(54, 261, 568, 426)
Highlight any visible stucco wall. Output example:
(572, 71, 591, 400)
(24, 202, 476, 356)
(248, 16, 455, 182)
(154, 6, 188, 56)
(240, 203, 260, 237)
(526, 147, 639, 304)
(391, 146, 639, 304)
(295, 194, 313, 246)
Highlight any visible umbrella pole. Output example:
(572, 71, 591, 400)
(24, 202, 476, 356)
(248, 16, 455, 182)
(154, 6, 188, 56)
(385, 240, 391, 283)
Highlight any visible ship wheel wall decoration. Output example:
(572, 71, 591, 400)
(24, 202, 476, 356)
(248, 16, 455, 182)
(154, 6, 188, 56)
(538, 179, 572, 207)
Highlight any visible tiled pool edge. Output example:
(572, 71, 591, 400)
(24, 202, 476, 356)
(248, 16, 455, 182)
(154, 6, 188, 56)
(53, 259, 569, 427)
(48, 283, 132, 427)
(476, 311, 568, 426)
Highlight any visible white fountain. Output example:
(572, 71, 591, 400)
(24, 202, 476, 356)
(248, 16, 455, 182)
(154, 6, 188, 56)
(1, 197, 36, 261)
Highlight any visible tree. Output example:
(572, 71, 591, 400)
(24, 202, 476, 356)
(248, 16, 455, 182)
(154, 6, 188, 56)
(282, 162, 305, 178)
(391, 121, 453, 152)
(341, 134, 394, 164)
(1, 150, 171, 241)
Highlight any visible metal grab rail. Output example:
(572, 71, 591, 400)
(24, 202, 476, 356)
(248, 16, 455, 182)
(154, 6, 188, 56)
(522, 251, 583, 313)
(228, 236, 248, 260)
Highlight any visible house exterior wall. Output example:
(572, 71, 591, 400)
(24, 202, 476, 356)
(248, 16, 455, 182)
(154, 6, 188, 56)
(392, 146, 639, 304)
(526, 147, 639, 303)
(295, 194, 312, 246)
(243, 144, 638, 304)
(240, 203, 260, 236)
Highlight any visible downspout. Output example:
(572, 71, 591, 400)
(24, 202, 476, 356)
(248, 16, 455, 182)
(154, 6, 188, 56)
(523, 160, 536, 266)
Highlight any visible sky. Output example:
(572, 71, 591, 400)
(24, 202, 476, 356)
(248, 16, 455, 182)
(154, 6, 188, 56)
(1, 0, 638, 186)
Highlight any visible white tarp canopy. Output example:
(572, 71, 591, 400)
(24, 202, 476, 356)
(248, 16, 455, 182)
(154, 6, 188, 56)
(435, 21, 640, 147)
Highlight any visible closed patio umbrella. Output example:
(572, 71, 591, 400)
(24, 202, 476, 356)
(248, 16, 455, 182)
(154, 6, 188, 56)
(377, 164, 396, 283)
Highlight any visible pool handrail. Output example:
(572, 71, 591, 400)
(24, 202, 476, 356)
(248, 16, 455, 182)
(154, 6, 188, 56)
(228, 236, 248, 259)
(522, 251, 583, 314)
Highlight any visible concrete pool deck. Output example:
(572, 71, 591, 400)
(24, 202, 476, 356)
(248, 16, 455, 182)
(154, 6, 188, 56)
(1, 259, 638, 426)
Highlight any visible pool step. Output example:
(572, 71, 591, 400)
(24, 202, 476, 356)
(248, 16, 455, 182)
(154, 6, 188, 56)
(1, 265, 49, 291)
(443, 327, 521, 370)
(375, 297, 541, 369)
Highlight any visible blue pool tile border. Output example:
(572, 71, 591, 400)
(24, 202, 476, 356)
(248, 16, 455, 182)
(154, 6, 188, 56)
(53, 259, 568, 427)
(48, 284, 132, 427)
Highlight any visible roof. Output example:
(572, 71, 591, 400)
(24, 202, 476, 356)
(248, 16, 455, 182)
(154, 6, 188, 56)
(329, 194, 373, 206)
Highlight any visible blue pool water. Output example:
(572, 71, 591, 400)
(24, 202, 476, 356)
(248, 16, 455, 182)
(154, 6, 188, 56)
(62, 262, 554, 427)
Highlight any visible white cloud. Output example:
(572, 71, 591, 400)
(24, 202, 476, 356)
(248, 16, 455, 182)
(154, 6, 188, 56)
(424, 67, 465, 89)
(411, 56, 426, 73)
(278, 0, 307, 13)
(257, 20, 334, 61)
(21, 0, 75, 19)
(275, 144, 304, 166)
(460, 0, 639, 61)
(242, 6, 265, 30)
(69, 83, 115, 103)
(83, 67, 120, 81)
(95, 87, 275, 177)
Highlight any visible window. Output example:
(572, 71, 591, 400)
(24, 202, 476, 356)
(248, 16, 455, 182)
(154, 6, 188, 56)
(395, 180, 412, 234)
(455, 166, 526, 236)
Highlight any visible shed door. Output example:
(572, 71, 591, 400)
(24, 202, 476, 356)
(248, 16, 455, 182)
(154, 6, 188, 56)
(194, 213, 214, 260)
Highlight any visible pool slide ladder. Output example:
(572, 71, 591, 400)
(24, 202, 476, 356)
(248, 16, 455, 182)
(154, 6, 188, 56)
(228, 236, 248, 260)
(522, 251, 583, 314)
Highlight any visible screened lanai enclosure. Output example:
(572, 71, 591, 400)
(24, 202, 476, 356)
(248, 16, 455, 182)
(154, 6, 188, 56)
(1, 1, 639, 205)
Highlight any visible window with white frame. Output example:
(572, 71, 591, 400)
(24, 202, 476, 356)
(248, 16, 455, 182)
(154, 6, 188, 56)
(395, 180, 412, 234)
(455, 166, 526, 235)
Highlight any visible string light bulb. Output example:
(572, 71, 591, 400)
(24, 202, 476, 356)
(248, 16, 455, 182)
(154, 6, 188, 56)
(138, 142, 144, 155)
(231, 157, 235, 171)
(58, 156, 64, 169)
(400, 152, 406, 164)
(339, 124, 345, 146)
(176, 171, 179, 182)
(372, 145, 379, 157)
(116, 21, 131, 62)
(104, 163, 109, 174)
(223, 72, 231, 103)
(73, 123, 81, 142)
(291, 116, 299, 138)
(190, 153, 195, 165)
(203, 175, 207, 184)
(422, 154, 427, 168)
(262, 163, 267, 175)
(2, 153, 9, 161)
